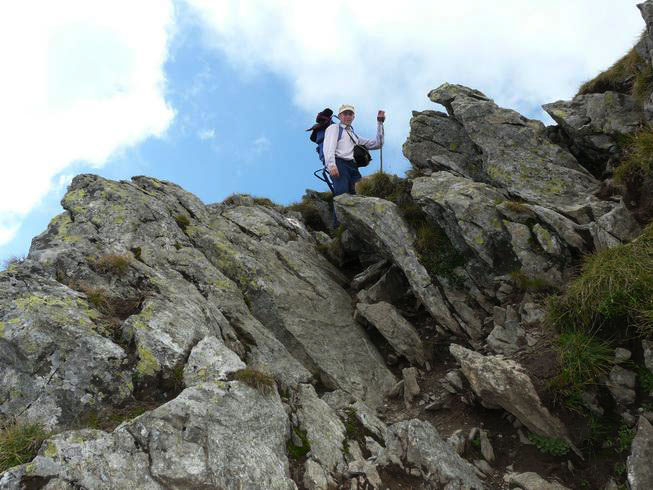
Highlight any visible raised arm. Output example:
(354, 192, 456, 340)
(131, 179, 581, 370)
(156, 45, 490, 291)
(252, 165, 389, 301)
(358, 121, 384, 150)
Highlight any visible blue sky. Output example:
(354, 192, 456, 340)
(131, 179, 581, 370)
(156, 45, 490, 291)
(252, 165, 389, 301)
(0, 0, 645, 264)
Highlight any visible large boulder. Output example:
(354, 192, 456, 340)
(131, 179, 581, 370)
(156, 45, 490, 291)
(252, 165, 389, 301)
(0, 382, 296, 489)
(403, 109, 486, 180)
(449, 344, 574, 451)
(428, 84, 599, 214)
(543, 92, 646, 171)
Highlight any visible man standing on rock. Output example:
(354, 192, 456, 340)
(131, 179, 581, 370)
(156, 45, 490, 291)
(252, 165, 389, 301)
(323, 104, 385, 197)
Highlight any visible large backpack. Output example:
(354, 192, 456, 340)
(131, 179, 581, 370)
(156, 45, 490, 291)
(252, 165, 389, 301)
(307, 108, 344, 165)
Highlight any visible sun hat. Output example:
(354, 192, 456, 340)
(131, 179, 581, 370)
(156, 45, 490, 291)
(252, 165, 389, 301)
(338, 104, 355, 115)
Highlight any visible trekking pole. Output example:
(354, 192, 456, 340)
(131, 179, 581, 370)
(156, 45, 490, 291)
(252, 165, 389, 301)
(380, 123, 384, 174)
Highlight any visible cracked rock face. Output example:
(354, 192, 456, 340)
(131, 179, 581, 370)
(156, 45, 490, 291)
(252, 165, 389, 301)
(627, 416, 653, 490)
(1, 382, 296, 490)
(427, 83, 599, 214)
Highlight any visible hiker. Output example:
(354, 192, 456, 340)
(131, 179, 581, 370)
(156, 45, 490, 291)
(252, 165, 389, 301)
(322, 105, 385, 197)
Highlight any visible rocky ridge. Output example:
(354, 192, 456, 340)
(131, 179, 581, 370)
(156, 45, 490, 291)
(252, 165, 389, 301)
(2, 2, 653, 489)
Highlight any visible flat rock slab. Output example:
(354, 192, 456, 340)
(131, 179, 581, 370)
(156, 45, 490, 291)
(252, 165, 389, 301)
(504, 471, 571, 490)
(183, 335, 246, 386)
(355, 302, 426, 366)
(449, 344, 573, 451)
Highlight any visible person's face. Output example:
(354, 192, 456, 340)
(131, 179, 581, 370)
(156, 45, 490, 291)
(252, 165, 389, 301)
(339, 110, 355, 125)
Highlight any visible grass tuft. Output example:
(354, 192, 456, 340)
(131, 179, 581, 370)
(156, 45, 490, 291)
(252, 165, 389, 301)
(578, 47, 644, 96)
(287, 427, 311, 460)
(94, 254, 130, 276)
(550, 329, 614, 396)
(175, 214, 190, 231)
(545, 223, 653, 338)
(233, 368, 276, 394)
(528, 433, 570, 457)
(0, 421, 48, 472)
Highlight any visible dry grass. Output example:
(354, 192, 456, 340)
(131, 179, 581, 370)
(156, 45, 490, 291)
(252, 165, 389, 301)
(233, 368, 276, 394)
(578, 48, 643, 96)
(175, 214, 190, 230)
(94, 254, 130, 275)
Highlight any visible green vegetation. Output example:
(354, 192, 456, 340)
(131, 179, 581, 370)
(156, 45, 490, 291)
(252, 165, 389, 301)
(578, 47, 646, 97)
(252, 197, 276, 207)
(614, 130, 653, 215)
(528, 433, 570, 457)
(0, 421, 48, 472)
(615, 425, 636, 454)
(356, 172, 465, 283)
(546, 223, 653, 338)
(550, 329, 614, 397)
(637, 365, 653, 392)
(633, 63, 653, 103)
(510, 269, 555, 293)
(233, 368, 276, 394)
(175, 214, 190, 231)
(503, 200, 530, 214)
(94, 254, 130, 275)
(287, 427, 310, 460)
(316, 224, 346, 265)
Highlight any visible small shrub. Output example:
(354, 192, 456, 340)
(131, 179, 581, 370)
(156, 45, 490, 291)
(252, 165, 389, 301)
(82, 285, 111, 314)
(615, 425, 636, 454)
(614, 461, 626, 477)
(545, 223, 653, 338)
(94, 254, 130, 275)
(614, 130, 653, 185)
(528, 433, 570, 457)
(633, 63, 653, 103)
(551, 329, 614, 395)
(175, 214, 190, 231)
(252, 197, 276, 207)
(0, 421, 48, 472)
(233, 368, 276, 394)
(503, 200, 530, 214)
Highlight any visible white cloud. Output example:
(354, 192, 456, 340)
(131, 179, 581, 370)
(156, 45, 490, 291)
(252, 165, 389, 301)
(185, 0, 644, 173)
(0, 1, 175, 245)
(198, 128, 216, 140)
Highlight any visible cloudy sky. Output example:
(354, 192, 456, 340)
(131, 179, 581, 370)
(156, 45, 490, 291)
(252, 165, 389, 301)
(0, 0, 645, 263)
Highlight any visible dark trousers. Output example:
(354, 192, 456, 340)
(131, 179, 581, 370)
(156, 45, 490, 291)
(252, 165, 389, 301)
(331, 158, 361, 226)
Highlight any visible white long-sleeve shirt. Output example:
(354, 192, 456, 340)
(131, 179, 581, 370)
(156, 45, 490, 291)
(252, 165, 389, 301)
(323, 121, 384, 171)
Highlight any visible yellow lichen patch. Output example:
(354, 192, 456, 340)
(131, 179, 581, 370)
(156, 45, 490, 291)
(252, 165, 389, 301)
(0, 321, 4, 337)
(42, 441, 58, 458)
(61, 188, 87, 214)
(136, 345, 160, 376)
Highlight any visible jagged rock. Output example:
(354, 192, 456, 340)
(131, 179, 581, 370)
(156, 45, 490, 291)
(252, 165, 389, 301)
(473, 459, 493, 476)
(447, 429, 467, 455)
(354, 302, 426, 366)
(411, 173, 518, 273)
(428, 83, 599, 213)
(182, 335, 245, 386)
(377, 419, 484, 489)
(356, 264, 410, 305)
(479, 430, 495, 463)
(627, 416, 653, 490)
(334, 194, 469, 337)
(403, 367, 421, 407)
(503, 221, 564, 284)
(504, 471, 571, 489)
(644, 340, 653, 373)
(303, 459, 329, 490)
(520, 302, 546, 327)
(487, 318, 527, 355)
(446, 369, 465, 392)
(0, 382, 295, 489)
(403, 110, 486, 180)
(350, 259, 388, 290)
(525, 204, 589, 251)
(607, 365, 637, 405)
(294, 384, 346, 475)
(30, 175, 394, 410)
(543, 92, 646, 169)
(449, 344, 573, 450)
(592, 201, 642, 248)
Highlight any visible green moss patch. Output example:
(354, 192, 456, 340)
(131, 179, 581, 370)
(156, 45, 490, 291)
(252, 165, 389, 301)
(175, 214, 190, 231)
(286, 427, 311, 460)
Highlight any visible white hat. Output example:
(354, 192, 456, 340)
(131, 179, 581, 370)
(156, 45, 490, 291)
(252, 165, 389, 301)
(338, 104, 355, 115)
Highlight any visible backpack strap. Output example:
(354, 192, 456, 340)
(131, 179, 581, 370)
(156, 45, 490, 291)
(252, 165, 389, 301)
(338, 125, 344, 142)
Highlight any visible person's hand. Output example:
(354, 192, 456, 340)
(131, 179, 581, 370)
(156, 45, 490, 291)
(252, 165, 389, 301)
(329, 164, 339, 178)
(377, 110, 385, 122)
